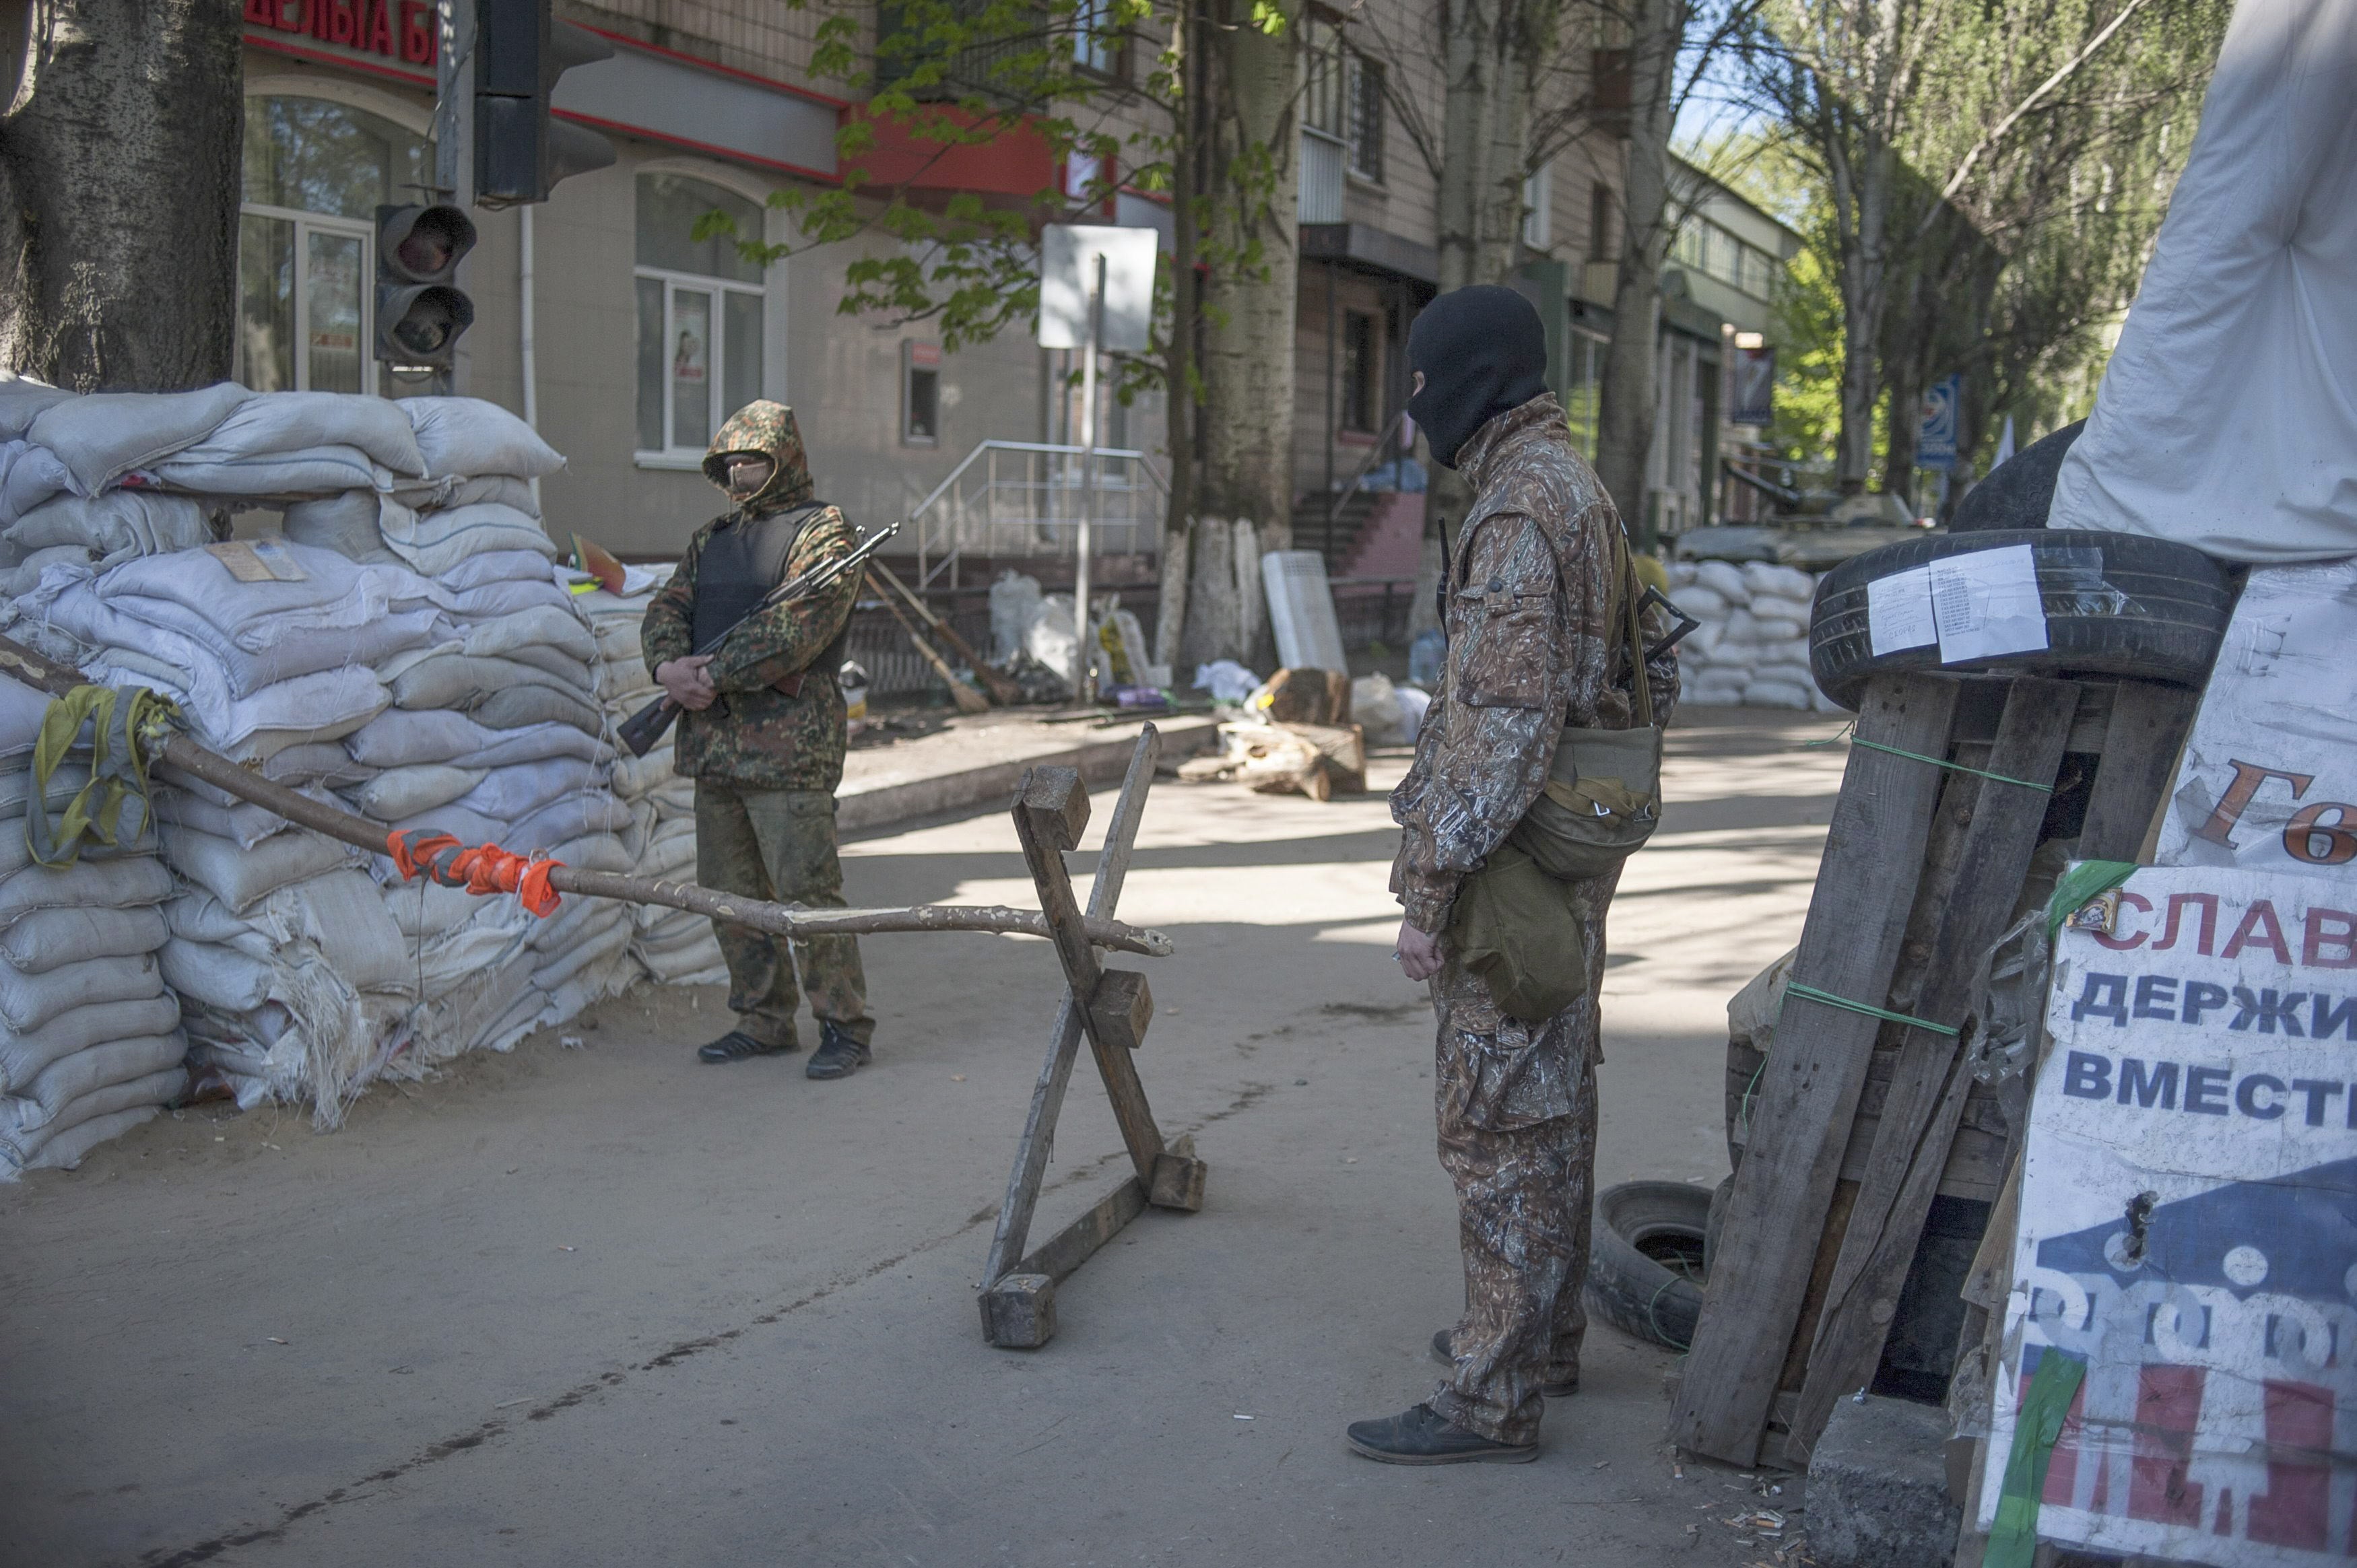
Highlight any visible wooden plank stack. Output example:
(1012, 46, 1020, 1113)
(1668, 671, 2198, 1470)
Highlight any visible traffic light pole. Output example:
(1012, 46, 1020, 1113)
(431, 0, 476, 395)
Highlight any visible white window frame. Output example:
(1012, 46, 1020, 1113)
(236, 201, 381, 395)
(1522, 161, 1554, 248)
(634, 264, 766, 469)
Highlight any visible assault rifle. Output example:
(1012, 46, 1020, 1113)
(617, 520, 901, 758)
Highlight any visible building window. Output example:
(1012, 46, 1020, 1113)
(1589, 182, 1616, 262)
(1340, 311, 1378, 433)
(904, 341, 941, 446)
(635, 173, 766, 458)
(1562, 327, 1605, 457)
(236, 94, 434, 396)
(1346, 54, 1384, 182)
(1522, 160, 1553, 248)
(1073, 0, 1121, 77)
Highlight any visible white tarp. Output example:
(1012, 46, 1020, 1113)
(2048, 0, 2357, 560)
(1983, 866, 2357, 1563)
(2155, 559, 2357, 875)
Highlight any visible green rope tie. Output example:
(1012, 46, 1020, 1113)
(1805, 722, 2054, 793)
(1783, 981, 1960, 1037)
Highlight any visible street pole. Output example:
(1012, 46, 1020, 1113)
(432, 0, 476, 396)
(1074, 251, 1104, 705)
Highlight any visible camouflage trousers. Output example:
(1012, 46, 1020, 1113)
(695, 781, 874, 1050)
(1427, 866, 1618, 1446)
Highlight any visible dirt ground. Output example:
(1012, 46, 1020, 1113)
(0, 705, 1847, 1568)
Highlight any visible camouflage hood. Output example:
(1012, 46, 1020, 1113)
(704, 400, 816, 515)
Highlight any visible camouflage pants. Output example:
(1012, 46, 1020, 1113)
(1427, 866, 1617, 1446)
(695, 781, 874, 1050)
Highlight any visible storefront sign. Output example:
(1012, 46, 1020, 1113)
(1983, 865, 2357, 1563)
(244, 0, 438, 69)
(2158, 560, 2357, 878)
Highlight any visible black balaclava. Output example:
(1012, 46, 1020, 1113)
(1405, 285, 1552, 470)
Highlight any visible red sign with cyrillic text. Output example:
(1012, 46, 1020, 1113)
(244, 0, 438, 69)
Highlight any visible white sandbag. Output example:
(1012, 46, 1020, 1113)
(256, 741, 376, 786)
(440, 473, 541, 514)
(187, 391, 426, 475)
(455, 757, 600, 821)
(347, 763, 486, 822)
(283, 490, 406, 561)
(1679, 619, 1726, 662)
(1686, 675, 1749, 706)
(91, 542, 444, 668)
(510, 791, 632, 850)
(1742, 678, 1816, 710)
(457, 603, 598, 664)
(6, 492, 211, 558)
(1669, 585, 1729, 621)
(161, 939, 268, 1013)
(1667, 561, 1699, 588)
(150, 780, 310, 848)
(438, 549, 560, 592)
(149, 446, 388, 498)
(166, 889, 260, 947)
(1717, 608, 1764, 647)
(547, 831, 633, 875)
(0, 675, 55, 758)
(612, 747, 677, 799)
(1752, 658, 1817, 687)
(989, 571, 1042, 664)
(400, 396, 565, 479)
(1751, 614, 1809, 644)
(253, 869, 409, 994)
(589, 615, 644, 664)
(16, 1101, 166, 1173)
(532, 919, 634, 997)
(0, 759, 91, 820)
(0, 855, 172, 930)
(388, 650, 587, 710)
(0, 441, 73, 528)
(0, 993, 182, 1094)
(0, 904, 167, 976)
(0, 376, 71, 441)
(527, 895, 627, 961)
(0, 1033, 185, 1133)
(0, 545, 92, 598)
(472, 683, 601, 736)
(1741, 561, 1818, 601)
(0, 951, 163, 1033)
(158, 820, 362, 913)
(26, 383, 252, 493)
(141, 663, 387, 761)
(488, 641, 597, 687)
(1694, 560, 1750, 605)
(380, 501, 556, 576)
(344, 707, 603, 769)
(450, 576, 574, 621)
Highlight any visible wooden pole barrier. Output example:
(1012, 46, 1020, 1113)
(0, 635, 1172, 957)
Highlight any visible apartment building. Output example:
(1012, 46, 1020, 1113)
(230, 0, 1793, 574)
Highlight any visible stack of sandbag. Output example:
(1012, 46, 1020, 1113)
(7, 539, 445, 1118)
(1665, 559, 1841, 711)
(282, 396, 564, 575)
(574, 572, 726, 988)
(0, 677, 185, 1176)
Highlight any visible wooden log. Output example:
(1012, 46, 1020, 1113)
(1010, 763, 1168, 1186)
(1669, 674, 1961, 1466)
(0, 634, 1174, 955)
(1087, 969, 1153, 1051)
(869, 559, 1024, 708)
(1782, 677, 2080, 1466)
(867, 570, 989, 714)
(2076, 681, 2197, 860)
(979, 1272, 1058, 1349)
(981, 730, 1160, 1287)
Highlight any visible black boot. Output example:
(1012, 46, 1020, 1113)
(804, 1022, 871, 1080)
(1430, 1328, 1579, 1399)
(1344, 1403, 1537, 1464)
(698, 1028, 794, 1064)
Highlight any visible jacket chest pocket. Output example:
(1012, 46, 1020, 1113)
(1454, 584, 1555, 709)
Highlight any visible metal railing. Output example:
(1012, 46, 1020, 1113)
(911, 439, 1170, 590)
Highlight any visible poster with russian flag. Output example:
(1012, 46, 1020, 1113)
(1983, 866, 2357, 1563)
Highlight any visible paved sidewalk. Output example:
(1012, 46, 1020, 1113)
(839, 708, 1221, 832)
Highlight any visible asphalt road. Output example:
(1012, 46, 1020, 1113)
(0, 706, 1845, 1568)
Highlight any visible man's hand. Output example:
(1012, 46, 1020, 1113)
(1395, 918, 1445, 982)
(655, 656, 718, 711)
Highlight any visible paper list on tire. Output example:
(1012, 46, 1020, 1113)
(1865, 564, 1937, 654)
(1928, 543, 2049, 663)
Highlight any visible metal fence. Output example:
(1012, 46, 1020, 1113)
(911, 440, 1168, 590)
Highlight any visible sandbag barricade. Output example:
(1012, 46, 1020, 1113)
(0, 675, 183, 1176)
(1665, 559, 1844, 712)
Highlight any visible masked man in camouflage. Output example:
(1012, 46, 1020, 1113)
(642, 401, 878, 1079)
(1347, 287, 1680, 1464)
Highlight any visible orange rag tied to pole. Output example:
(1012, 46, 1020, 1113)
(385, 829, 564, 918)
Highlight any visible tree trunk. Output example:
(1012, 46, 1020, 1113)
(1176, 0, 1300, 670)
(1832, 129, 1892, 491)
(1154, 0, 1200, 671)
(1592, 0, 1680, 546)
(0, 0, 242, 390)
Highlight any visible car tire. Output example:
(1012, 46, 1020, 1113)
(1585, 1180, 1711, 1352)
(1807, 528, 2235, 710)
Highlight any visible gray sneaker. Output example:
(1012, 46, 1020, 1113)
(1345, 1403, 1537, 1464)
(805, 1023, 872, 1080)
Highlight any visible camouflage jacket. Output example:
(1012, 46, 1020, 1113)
(641, 401, 862, 793)
(1389, 394, 1682, 932)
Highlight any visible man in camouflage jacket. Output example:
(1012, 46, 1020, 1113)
(1347, 287, 1680, 1464)
(642, 401, 877, 1079)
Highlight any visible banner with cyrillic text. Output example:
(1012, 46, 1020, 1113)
(2158, 560, 2357, 878)
(1982, 866, 2357, 1563)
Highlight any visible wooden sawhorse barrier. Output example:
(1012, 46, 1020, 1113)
(978, 726, 1206, 1348)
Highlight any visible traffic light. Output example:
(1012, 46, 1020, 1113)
(374, 205, 477, 370)
(475, 0, 618, 205)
